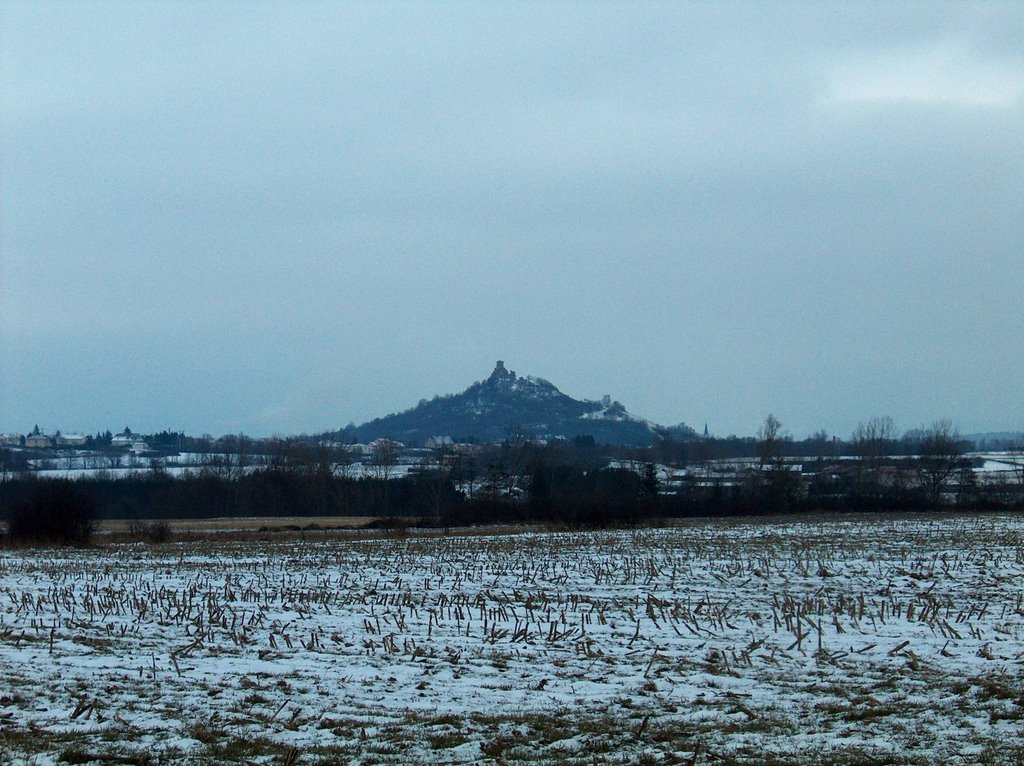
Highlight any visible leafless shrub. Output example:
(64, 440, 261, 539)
(126, 519, 173, 544)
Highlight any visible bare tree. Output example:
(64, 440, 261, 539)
(370, 439, 399, 482)
(199, 450, 231, 479)
(917, 419, 964, 507)
(420, 444, 452, 521)
(806, 429, 832, 459)
(370, 439, 400, 515)
(199, 434, 249, 482)
(757, 413, 786, 470)
(753, 414, 798, 511)
(293, 442, 340, 516)
(956, 462, 979, 508)
(483, 449, 513, 500)
(265, 438, 291, 471)
(233, 434, 252, 481)
(852, 416, 896, 471)
(852, 416, 896, 496)
(333, 444, 353, 478)
(1008, 435, 1024, 507)
(451, 449, 478, 500)
(503, 426, 534, 496)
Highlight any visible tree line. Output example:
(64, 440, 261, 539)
(1, 416, 1021, 545)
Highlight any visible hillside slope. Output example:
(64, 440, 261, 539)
(344, 362, 694, 446)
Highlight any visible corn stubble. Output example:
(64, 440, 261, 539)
(0, 514, 1021, 764)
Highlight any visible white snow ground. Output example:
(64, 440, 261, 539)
(1, 514, 1022, 764)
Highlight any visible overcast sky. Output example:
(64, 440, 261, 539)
(2, 1, 1022, 439)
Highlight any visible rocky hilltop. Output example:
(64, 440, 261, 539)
(343, 361, 695, 447)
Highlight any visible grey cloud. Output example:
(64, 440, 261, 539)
(2, 2, 1021, 437)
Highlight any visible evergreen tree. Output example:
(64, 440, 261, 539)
(642, 463, 660, 496)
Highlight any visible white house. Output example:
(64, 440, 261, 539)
(111, 430, 135, 448)
(368, 438, 404, 449)
(56, 434, 88, 447)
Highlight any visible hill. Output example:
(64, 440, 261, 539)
(341, 361, 695, 447)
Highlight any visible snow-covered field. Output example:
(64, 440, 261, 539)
(1, 514, 1022, 765)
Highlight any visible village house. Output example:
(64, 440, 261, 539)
(110, 429, 135, 448)
(56, 434, 88, 447)
(24, 434, 52, 449)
